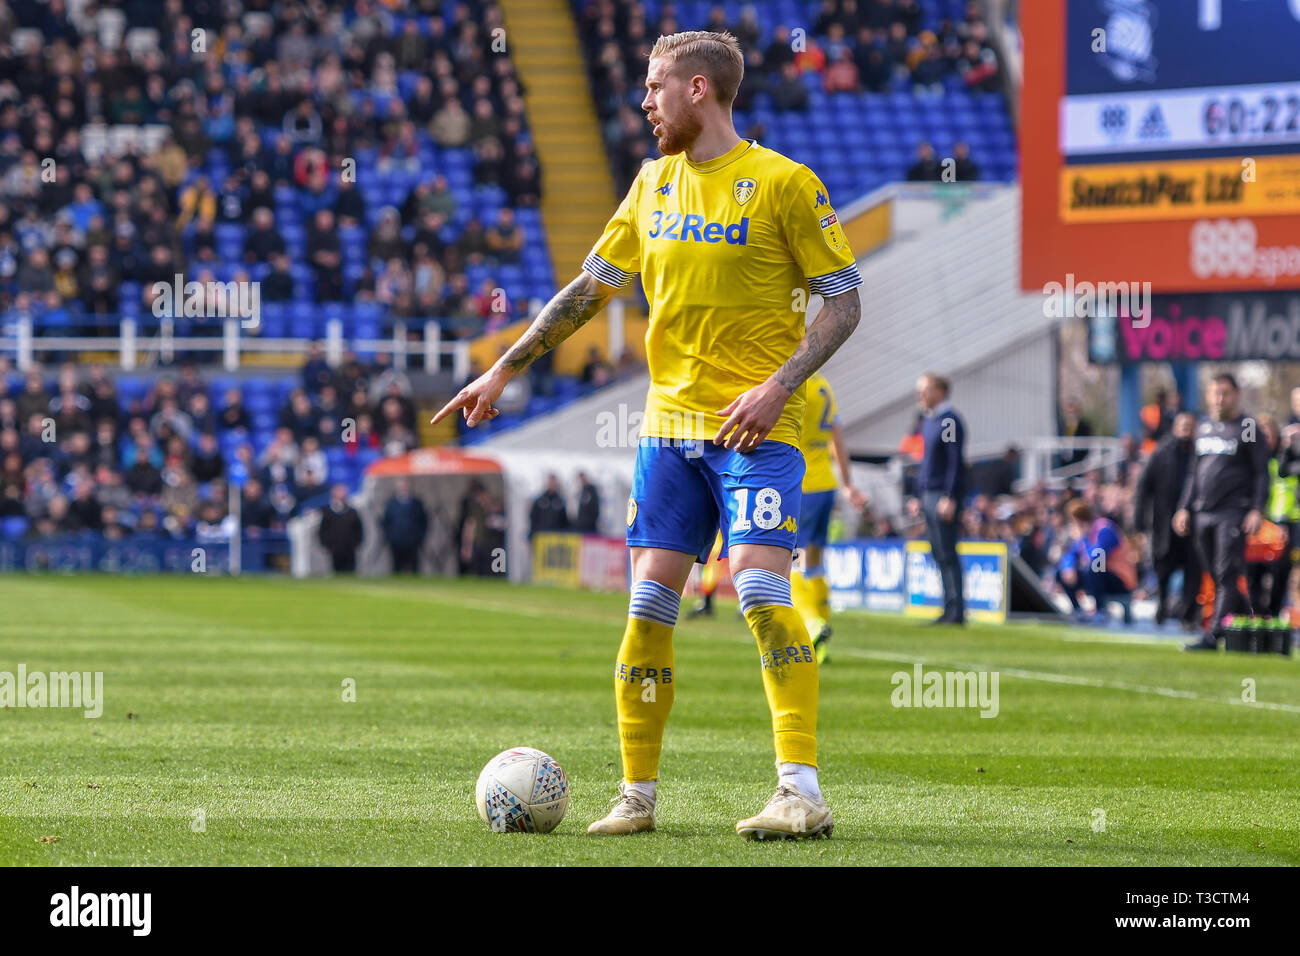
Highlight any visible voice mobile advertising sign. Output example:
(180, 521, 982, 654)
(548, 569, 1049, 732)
(824, 540, 1008, 622)
(1090, 290, 1300, 362)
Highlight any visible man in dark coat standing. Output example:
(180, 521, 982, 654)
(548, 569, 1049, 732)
(318, 483, 364, 574)
(572, 472, 600, 533)
(1134, 412, 1201, 627)
(381, 477, 429, 574)
(915, 373, 968, 625)
(528, 473, 570, 539)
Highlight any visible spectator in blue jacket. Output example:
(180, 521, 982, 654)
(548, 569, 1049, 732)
(382, 478, 429, 575)
(1055, 499, 1137, 624)
(915, 373, 967, 624)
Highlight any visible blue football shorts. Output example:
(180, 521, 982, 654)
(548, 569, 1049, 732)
(796, 489, 836, 550)
(626, 437, 805, 562)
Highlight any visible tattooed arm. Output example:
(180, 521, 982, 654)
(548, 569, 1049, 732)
(714, 290, 862, 452)
(431, 272, 618, 426)
(772, 289, 862, 394)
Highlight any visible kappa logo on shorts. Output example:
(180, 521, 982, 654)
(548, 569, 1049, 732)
(626, 497, 638, 527)
(780, 515, 798, 533)
(819, 211, 844, 251)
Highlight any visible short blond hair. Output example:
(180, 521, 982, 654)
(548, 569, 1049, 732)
(648, 30, 744, 105)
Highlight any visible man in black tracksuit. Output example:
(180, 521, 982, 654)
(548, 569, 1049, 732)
(1173, 374, 1269, 650)
(1134, 412, 1201, 628)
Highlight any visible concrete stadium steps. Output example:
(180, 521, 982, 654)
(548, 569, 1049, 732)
(500, 0, 616, 282)
(420, 410, 460, 448)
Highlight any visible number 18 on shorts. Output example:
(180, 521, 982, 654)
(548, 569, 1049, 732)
(626, 437, 805, 560)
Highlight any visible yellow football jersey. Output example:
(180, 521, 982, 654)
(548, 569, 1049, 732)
(800, 371, 839, 493)
(583, 138, 861, 448)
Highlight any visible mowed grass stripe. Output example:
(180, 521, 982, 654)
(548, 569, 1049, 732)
(0, 575, 1297, 866)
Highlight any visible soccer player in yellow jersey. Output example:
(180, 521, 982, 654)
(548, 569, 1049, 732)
(433, 31, 862, 840)
(793, 372, 866, 664)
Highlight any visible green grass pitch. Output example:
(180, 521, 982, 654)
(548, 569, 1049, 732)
(1, 574, 1297, 866)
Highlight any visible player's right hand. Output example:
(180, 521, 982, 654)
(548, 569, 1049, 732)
(1171, 509, 1190, 537)
(431, 369, 508, 427)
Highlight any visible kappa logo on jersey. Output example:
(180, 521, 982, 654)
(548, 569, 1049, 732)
(647, 210, 750, 245)
(733, 177, 757, 205)
(656, 182, 672, 196)
(819, 211, 844, 251)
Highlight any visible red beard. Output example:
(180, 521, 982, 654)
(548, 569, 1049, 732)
(654, 112, 702, 156)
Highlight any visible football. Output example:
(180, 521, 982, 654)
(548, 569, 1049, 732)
(474, 748, 570, 833)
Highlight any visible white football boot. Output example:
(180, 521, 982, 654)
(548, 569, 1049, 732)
(587, 782, 656, 835)
(736, 783, 833, 840)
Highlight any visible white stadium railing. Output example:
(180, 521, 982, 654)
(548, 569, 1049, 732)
(1014, 436, 1129, 490)
(0, 315, 474, 380)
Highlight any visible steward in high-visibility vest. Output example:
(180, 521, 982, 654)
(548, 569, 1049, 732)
(1246, 418, 1299, 617)
(1267, 456, 1300, 526)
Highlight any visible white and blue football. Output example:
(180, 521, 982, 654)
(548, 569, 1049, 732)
(475, 747, 569, 833)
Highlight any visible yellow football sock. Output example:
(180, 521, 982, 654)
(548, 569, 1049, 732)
(810, 573, 831, 622)
(735, 568, 819, 768)
(616, 581, 679, 782)
(791, 569, 829, 639)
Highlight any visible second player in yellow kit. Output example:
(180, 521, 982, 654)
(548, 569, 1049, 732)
(793, 373, 866, 663)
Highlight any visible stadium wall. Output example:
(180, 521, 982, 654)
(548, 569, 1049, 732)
(823, 185, 1059, 454)
(841, 326, 1056, 458)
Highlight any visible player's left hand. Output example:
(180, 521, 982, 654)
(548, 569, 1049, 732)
(846, 486, 867, 509)
(714, 380, 791, 453)
(1243, 509, 1263, 535)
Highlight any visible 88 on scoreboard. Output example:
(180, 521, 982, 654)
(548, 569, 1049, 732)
(1022, 0, 1300, 292)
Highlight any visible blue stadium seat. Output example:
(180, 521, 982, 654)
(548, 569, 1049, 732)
(1, 516, 28, 539)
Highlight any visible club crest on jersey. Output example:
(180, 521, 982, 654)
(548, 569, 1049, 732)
(819, 211, 844, 251)
(732, 177, 757, 205)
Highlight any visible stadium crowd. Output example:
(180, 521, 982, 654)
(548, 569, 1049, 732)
(0, 0, 546, 338)
(577, 0, 1002, 191)
(0, 350, 418, 545)
(876, 386, 1300, 626)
